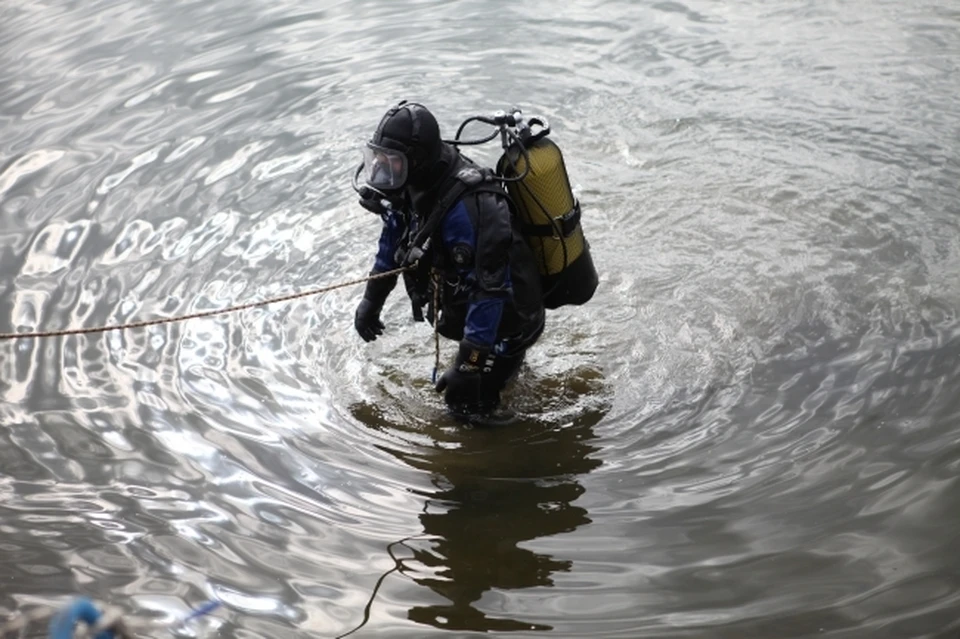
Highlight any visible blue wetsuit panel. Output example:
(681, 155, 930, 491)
(373, 211, 406, 272)
(441, 201, 507, 348)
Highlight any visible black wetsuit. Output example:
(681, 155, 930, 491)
(370, 154, 545, 409)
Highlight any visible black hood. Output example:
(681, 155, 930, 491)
(371, 101, 445, 189)
(407, 143, 462, 216)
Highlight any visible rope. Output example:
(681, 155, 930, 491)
(0, 267, 409, 341)
(334, 533, 428, 639)
(431, 270, 441, 383)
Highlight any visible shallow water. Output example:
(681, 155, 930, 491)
(2, 0, 960, 637)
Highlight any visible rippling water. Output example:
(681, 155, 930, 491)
(2, 0, 960, 637)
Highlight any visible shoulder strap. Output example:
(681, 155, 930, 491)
(402, 164, 496, 265)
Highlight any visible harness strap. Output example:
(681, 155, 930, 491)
(520, 200, 581, 238)
(402, 164, 501, 264)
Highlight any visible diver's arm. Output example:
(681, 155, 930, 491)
(354, 212, 404, 342)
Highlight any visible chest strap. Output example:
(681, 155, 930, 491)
(401, 165, 497, 265)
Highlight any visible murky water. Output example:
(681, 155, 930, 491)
(2, 0, 960, 637)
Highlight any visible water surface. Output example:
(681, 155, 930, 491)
(2, 0, 960, 637)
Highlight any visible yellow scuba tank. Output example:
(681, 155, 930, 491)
(497, 132, 598, 309)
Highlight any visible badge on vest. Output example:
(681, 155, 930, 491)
(456, 167, 483, 186)
(451, 243, 474, 267)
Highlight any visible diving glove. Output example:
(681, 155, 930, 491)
(435, 340, 491, 413)
(402, 271, 428, 322)
(354, 273, 397, 342)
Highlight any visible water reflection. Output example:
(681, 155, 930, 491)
(353, 401, 605, 633)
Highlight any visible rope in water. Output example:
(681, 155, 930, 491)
(431, 270, 442, 383)
(0, 267, 409, 341)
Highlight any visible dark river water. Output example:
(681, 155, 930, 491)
(2, 0, 960, 637)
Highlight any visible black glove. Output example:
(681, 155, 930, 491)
(435, 341, 490, 412)
(402, 270, 427, 322)
(354, 298, 384, 342)
(354, 273, 397, 342)
(409, 296, 426, 322)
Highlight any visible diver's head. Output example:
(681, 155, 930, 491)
(362, 101, 445, 192)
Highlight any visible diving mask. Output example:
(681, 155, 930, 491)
(360, 143, 408, 191)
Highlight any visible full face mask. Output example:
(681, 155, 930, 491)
(360, 143, 408, 192)
(354, 101, 443, 196)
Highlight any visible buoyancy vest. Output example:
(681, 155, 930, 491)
(401, 139, 598, 311)
(398, 154, 540, 340)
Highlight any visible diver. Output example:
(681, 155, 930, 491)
(351, 101, 546, 417)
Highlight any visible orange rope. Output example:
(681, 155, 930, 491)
(0, 267, 408, 341)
